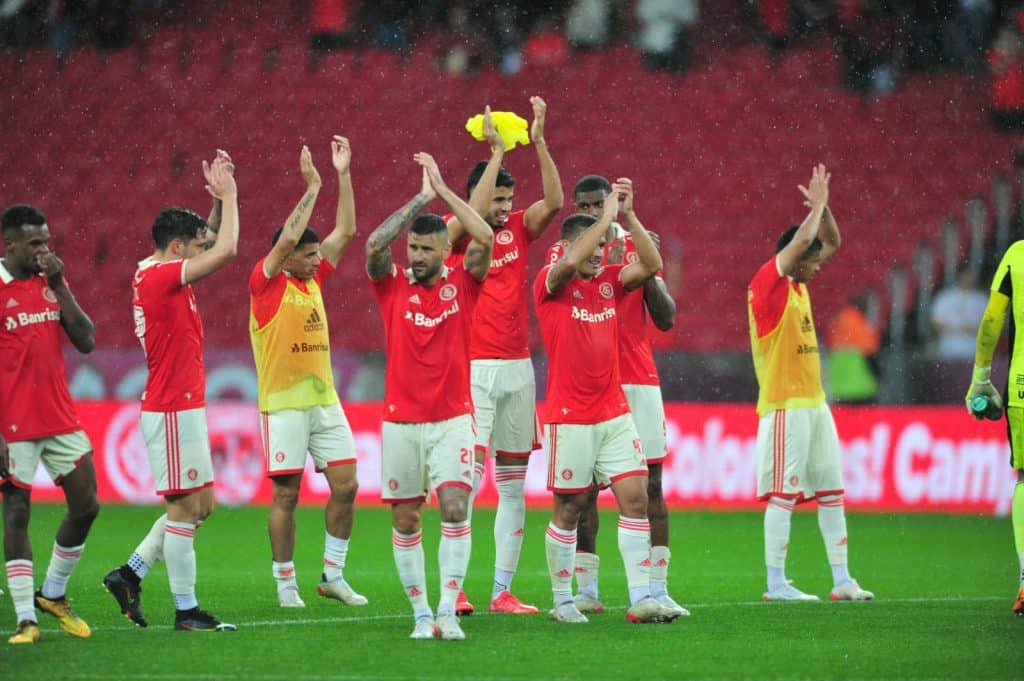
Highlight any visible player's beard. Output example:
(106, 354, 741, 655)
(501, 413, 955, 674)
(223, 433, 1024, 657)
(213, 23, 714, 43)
(412, 261, 442, 284)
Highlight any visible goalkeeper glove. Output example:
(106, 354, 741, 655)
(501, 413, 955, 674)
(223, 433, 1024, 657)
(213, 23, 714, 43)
(965, 365, 1003, 420)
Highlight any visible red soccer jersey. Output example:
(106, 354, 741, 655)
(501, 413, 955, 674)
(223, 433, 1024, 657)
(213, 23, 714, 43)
(371, 265, 482, 422)
(133, 258, 206, 412)
(0, 262, 81, 442)
(533, 263, 631, 425)
(607, 236, 660, 387)
(448, 209, 535, 360)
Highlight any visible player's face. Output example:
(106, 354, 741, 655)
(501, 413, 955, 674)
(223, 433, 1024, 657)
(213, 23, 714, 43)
(485, 187, 514, 228)
(179, 230, 207, 259)
(574, 189, 608, 218)
(286, 242, 322, 280)
(5, 223, 52, 274)
(792, 251, 824, 283)
(407, 231, 450, 284)
(577, 236, 607, 279)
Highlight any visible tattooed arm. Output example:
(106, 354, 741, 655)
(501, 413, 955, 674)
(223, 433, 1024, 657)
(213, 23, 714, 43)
(366, 169, 436, 281)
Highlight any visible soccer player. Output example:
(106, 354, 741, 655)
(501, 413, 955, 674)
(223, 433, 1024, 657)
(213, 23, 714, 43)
(445, 98, 563, 615)
(965, 226, 1024, 615)
(567, 175, 687, 617)
(747, 164, 873, 602)
(1, 204, 99, 644)
(249, 138, 365, 608)
(103, 151, 239, 631)
(533, 188, 673, 624)
(366, 152, 493, 640)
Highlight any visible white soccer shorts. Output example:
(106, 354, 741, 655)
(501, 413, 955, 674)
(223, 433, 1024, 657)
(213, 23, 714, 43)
(260, 403, 356, 477)
(755, 403, 844, 502)
(5, 430, 92, 489)
(545, 413, 647, 494)
(470, 358, 540, 457)
(140, 408, 214, 496)
(380, 414, 475, 503)
(622, 383, 668, 465)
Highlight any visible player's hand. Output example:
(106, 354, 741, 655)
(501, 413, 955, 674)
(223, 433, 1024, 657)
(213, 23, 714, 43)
(798, 163, 829, 211)
(965, 365, 1004, 419)
(300, 145, 322, 190)
(418, 167, 437, 202)
(530, 96, 547, 144)
(482, 105, 505, 154)
(0, 433, 9, 482)
(331, 135, 351, 175)
(203, 153, 237, 199)
(37, 252, 65, 288)
(605, 182, 625, 224)
(616, 177, 636, 216)
(414, 152, 446, 195)
(606, 232, 626, 264)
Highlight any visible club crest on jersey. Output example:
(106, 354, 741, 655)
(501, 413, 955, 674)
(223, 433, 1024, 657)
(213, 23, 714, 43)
(42, 286, 57, 303)
(274, 452, 286, 463)
(627, 252, 639, 265)
(561, 469, 573, 480)
(789, 475, 800, 487)
(187, 468, 199, 482)
(388, 478, 399, 491)
(496, 230, 514, 245)
(599, 282, 614, 299)
(439, 283, 458, 302)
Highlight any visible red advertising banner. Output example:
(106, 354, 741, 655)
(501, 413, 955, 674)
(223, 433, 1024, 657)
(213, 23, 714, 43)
(25, 402, 1015, 515)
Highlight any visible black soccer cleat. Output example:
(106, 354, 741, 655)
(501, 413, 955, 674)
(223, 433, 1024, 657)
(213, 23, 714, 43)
(174, 607, 237, 632)
(103, 567, 148, 628)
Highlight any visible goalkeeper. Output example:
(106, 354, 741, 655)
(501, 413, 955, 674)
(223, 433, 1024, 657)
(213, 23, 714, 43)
(965, 243, 1024, 615)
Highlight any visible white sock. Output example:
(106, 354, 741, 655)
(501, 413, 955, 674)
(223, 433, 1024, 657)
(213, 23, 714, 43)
(41, 542, 84, 599)
(438, 520, 472, 615)
(618, 516, 652, 606)
(650, 545, 671, 598)
(493, 465, 527, 597)
(574, 551, 600, 599)
(545, 523, 577, 607)
(393, 529, 430, 619)
(323, 533, 349, 583)
(6, 560, 36, 623)
(466, 458, 485, 522)
(129, 514, 167, 579)
(272, 561, 297, 593)
(818, 494, 852, 585)
(765, 497, 794, 590)
(164, 521, 198, 611)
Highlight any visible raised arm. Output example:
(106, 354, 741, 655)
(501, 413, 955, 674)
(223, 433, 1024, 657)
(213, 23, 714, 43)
(635, 228, 676, 331)
(818, 204, 841, 263)
(523, 96, 564, 239)
(546, 194, 618, 295)
(777, 164, 829, 277)
(366, 168, 436, 281)
(417, 151, 493, 282)
(37, 252, 94, 353)
(204, 149, 230, 237)
(263, 146, 322, 278)
(320, 135, 357, 267)
(448, 106, 504, 245)
(184, 152, 239, 284)
(616, 179, 663, 291)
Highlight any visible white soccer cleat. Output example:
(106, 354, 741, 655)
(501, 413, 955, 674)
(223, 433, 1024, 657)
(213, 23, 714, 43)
(572, 593, 604, 614)
(655, 593, 690, 618)
(550, 601, 589, 623)
(626, 596, 669, 623)
(317, 577, 369, 606)
(277, 587, 306, 608)
(435, 613, 465, 640)
(762, 583, 820, 601)
(409, 616, 436, 640)
(830, 580, 874, 601)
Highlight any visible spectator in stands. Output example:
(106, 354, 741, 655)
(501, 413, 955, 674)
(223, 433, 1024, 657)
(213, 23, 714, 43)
(440, 4, 491, 74)
(566, 0, 612, 49)
(310, 0, 354, 51)
(826, 290, 881, 404)
(636, 0, 698, 72)
(523, 13, 568, 69)
(836, 0, 900, 94)
(989, 14, 1024, 130)
(932, 262, 989, 360)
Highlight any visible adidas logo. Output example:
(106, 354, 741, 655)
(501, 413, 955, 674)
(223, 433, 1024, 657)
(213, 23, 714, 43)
(654, 559, 668, 567)
(573, 290, 583, 299)
(574, 567, 587, 574)
(555, 568, 572, 578)
(837, 536, 848, 547)
(304, 309, 325, 332)
(278, 568, 295, 577)
(638, 558, 652, 567)
(409, 294, 421, 304)
(408, 586, 422, 597)
(511, 528, 524, 537)
(5, 298, 17, 308)
(444, 579, 460, 590)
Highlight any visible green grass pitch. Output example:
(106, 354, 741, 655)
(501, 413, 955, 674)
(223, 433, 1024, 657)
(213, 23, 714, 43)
(1, 504, 1021, 680)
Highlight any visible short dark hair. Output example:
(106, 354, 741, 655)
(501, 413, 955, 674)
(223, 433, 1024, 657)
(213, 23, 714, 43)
(271, 226, 320, 248)
(1, 204, 46, 234)
(775, 224, 822, 257)
(152, 207, 207, 250)
(410, 213, 448, 236)
(572, 175, 612, 197)
(561, 213, 598, 242)
(466, 161, 515, 197)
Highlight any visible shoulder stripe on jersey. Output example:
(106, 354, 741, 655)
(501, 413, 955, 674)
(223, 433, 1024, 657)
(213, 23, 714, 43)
(0, 261, 11, 284)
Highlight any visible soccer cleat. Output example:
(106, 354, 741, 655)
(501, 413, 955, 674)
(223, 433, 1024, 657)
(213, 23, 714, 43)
(573, 593, 605, 614)
(1014, 586, 1024, 616)
(655, 593, 690, 618)
(488, 590, 539, 614)
(174, 608, 237, 631)
(409, 616, 437, 639)
(626, 596, 669, 623)
(550, 601, 589, 623)
(435, 612, 466, 640)
(8, 620, 40, 645)
(455, 589, 474, 616)
(35, 590, 91, 638)
(278, 586, 306, 608)
(763, 583, 820, 601)
(103, 568, 148, 627)
(317, 574, 368, 606)
(830, 580, 874, 601)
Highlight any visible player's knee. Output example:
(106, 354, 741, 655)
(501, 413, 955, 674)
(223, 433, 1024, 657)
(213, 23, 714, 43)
(439, 496, 468, 523)
(3, 494, 31, 531)
(392, 509, 422, 535)
(330, 476, 359, 504)
(273, 486, 301, 511)
(70, 496, 100, 525)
